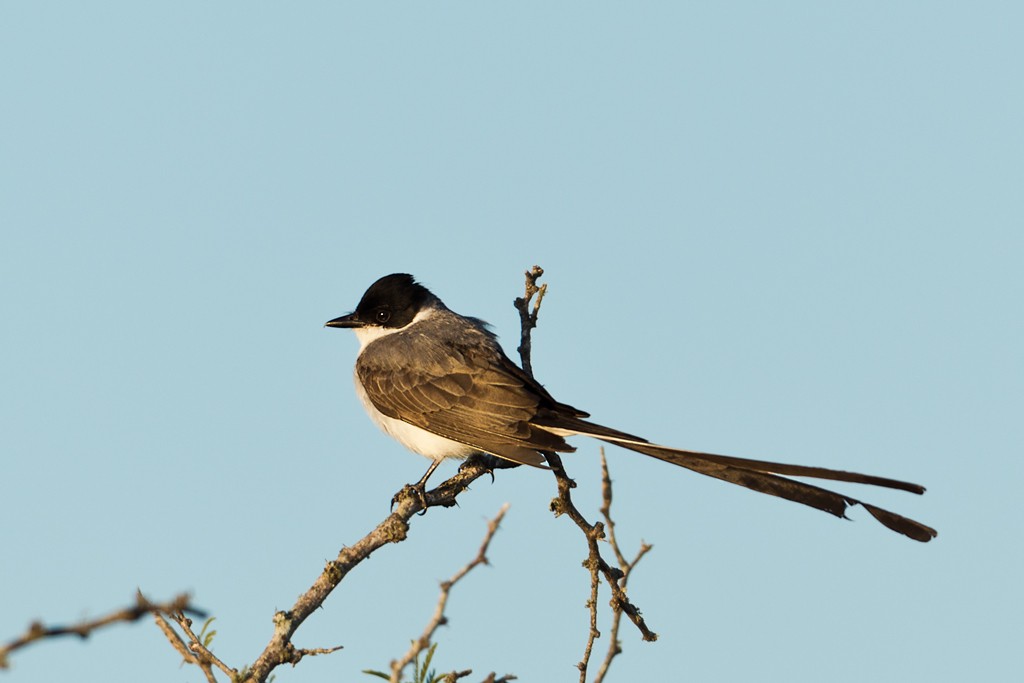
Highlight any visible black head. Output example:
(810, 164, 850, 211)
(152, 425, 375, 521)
(325, 273, 435, 330)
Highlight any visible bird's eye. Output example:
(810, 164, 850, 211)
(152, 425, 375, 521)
(375, 309, 391, 324)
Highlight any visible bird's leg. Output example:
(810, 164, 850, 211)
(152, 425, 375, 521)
(414, 458, 443, 490)
(391, 459, 444, 513)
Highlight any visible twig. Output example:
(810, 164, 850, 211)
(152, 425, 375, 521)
(173, 612, 239, 680)
(545, 453, 658, 683)
(543, 450, 605, 683)
(580, 527, 603, 681)
(389, 504, 511, 683)
(152, 612, 216, 683)
(593, 451, 654, 683)
(514, 265, 547, 377)
(0, 591, 203, 670)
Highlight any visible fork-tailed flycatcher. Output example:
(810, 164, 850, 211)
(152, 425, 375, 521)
(326, 273, 936, 542)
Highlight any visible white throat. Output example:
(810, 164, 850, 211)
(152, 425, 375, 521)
(352, 306, 437, 352)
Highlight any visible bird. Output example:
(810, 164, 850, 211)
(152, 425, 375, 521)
(326, 273, 937, 542)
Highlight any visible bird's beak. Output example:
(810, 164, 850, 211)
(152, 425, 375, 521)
(325, 313, 363, 328)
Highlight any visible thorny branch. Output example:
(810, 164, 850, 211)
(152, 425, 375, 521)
(545, 452, 658, 678)
(514, 268, 656, 683)
(388, 504, 514, 683)
(0, 591, 203, 670)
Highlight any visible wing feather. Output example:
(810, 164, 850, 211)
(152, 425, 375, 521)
(356, 330, 571, 466)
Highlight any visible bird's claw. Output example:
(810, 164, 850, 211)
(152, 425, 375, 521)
(391, 482, 429, 514)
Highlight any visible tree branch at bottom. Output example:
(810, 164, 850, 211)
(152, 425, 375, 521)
(376, 503, 515, 683)
(0, 591, 203, 670)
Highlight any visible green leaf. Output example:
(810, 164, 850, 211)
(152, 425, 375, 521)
(197, 617, 217, 647)
(422, 643, 437, 677)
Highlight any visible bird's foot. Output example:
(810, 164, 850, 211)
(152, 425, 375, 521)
(392, 459, 444, 514)
(391, 482, 430, 514)
(460, 453, 519, 483)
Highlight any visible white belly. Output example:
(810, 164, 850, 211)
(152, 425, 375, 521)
(353, 372, 477, 460)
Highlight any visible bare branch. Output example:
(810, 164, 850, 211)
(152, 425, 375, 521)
(173, 612, 239, 680)
(152, 612, 211, 682)
(545, 452, 658, 682)
(593, 451, 654, 683)
(513, 265, 547, 377)
(389, 504, 511, 683)
(579, 532, 603, 682)
(0, 591, 203, 670)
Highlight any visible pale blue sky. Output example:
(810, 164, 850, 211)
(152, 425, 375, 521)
(2, 3, 1021, 682)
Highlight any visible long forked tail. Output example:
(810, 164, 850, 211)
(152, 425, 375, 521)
(602, 438, 937, 542)
(535, 413, 937, 542)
